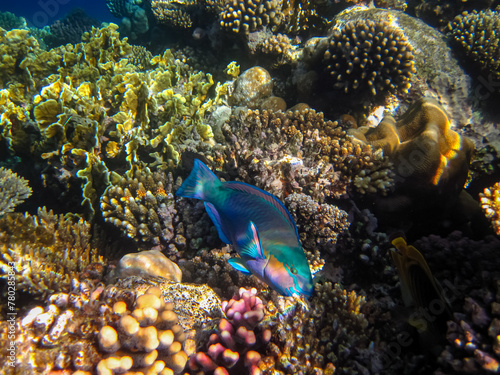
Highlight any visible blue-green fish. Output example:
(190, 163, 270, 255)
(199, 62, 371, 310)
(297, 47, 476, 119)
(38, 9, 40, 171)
(176, 159, 313, 297)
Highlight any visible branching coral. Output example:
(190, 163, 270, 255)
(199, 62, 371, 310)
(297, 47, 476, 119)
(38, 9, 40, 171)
(188, 287, 271, 374)
(264, 282, 384, 374)
(479, 181, 500, 235)
(323, 18, 416, 96)
(0, 207, 102, 298)
(100, 167, 186, 247)
(219, 0, 283, 34)
(0, 167, 32, 216)
(223, 106, 394, 201)
(448, 8, 500, 80)
(44, 9, 101, 48)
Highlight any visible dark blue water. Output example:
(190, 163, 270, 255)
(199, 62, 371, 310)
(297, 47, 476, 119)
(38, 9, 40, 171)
(0, 0, 119, 27)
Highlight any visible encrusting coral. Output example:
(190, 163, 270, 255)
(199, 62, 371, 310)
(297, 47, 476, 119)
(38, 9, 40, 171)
(479, 181, 500, 236)
(0, 207, 102, 298)
(349, 97, 474, 217)
(0, 167, 32, 216)
(1, 280, 191, 375)
(448, 8, 500, 80)
(323, 18, 416, 96)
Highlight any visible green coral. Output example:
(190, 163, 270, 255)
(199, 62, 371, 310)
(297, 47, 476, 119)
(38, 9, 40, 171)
(0, 11, 26, 31)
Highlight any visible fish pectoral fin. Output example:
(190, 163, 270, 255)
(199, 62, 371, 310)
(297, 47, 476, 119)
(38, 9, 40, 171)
(237, 221, 265, 261)
(228, 258, 252, 275)
(204, 202, 232, 244)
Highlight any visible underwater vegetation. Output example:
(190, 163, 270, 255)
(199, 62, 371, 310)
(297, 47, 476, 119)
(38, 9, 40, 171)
(0, 0, 500, 372)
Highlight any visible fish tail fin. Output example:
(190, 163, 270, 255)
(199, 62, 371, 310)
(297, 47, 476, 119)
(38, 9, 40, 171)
(176, 159, 220, 200)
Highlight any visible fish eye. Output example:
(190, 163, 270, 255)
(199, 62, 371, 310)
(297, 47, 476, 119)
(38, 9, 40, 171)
(290, 267, 298, 275)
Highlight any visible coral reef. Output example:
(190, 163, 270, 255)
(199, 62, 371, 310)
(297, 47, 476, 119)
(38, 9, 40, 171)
(0, 167, 32, 216)
(0, 11, 26, 31)
(0, 207, 102, 298)
(44, 9, 101, 48)
(229, 66, 274, 109)
(188, 287, 271, 374)
(223, 106, 394, 200)
(151, 0, 197, 29)
(413, 231, 500, 374)
(323, 18, 416, 96)
(1, 280, 190, 374)
(109, 250, 183, 282)
(100, 167, 175, 245)
(480, 181, 500, 235)
(219, 0, 282, 34)
(349, 97, 474, 224)
(105, 0, 149, 39)
(448, 8, 500, 80)
(264, 282, 385, 373)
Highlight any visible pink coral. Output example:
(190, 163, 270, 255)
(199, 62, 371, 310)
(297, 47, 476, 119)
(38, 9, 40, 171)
(188, 288, 271, 374)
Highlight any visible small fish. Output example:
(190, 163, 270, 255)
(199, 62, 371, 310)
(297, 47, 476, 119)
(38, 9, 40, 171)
(176, 159, 313, 297)
(391, 236, 451, 334)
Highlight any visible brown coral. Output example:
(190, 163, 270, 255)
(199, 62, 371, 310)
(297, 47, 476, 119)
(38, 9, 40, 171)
(323, 18, 416, 96)
(219, 0, 282, 34)
(0, 207, 103, 298)
(479, 181, 500, 235)
(223, 107, 394, 200)
(349, 97, 474, 190)
(0, 167, 32, 216)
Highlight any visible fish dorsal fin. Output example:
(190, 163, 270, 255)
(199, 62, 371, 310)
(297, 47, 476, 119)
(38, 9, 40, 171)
(204, 202, 232, 244)
(224, 181, 300, 239)
(228, 257, 252, 275)
(236, 221, 265, 260)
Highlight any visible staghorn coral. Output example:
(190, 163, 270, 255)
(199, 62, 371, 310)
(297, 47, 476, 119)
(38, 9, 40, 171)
(448, 8, 500, 80)
(0, 207, 103, 298)
(323, 18, 416, 96)
(219, 0, 283, 35)
(188, 287, 271, 374)
(479, 181, 500, 236)
(223, 107, 394, 200)
(0, 167, 32, 216)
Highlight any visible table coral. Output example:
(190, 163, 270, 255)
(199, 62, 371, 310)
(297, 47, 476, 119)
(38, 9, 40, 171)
(0, 207, 103, 298)
(448, 8, 500, 80)
(479, 181, 500, 236)
(323, 18, 416, 96)
(0, 167, 32, 216)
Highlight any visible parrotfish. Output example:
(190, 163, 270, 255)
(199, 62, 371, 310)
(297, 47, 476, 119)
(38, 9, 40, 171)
(176, 159, 313, 298)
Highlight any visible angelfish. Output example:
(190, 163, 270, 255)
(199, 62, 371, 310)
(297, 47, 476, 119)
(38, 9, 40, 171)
(176, 159, 313, 297)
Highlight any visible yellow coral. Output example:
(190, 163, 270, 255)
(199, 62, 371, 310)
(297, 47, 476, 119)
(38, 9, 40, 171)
(480, 181, 500, 235)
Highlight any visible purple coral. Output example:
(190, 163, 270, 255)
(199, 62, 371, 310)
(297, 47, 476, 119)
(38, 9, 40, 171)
(188, 287, 271, 375)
